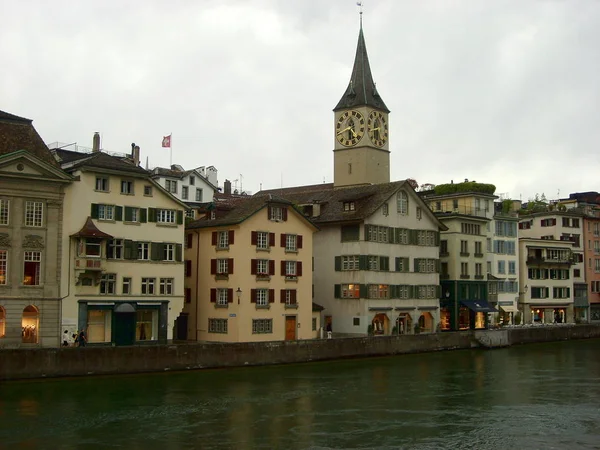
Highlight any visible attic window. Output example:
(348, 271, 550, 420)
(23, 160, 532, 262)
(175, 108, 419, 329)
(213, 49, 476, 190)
(144, 185, 153, 196)
(382, 203, 388, 216)
(210, 211, 216, 220)
(344, 202, 355, 212)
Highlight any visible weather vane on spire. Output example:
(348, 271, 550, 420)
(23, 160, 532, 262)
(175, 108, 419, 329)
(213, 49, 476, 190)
(357, 1, 363, 27)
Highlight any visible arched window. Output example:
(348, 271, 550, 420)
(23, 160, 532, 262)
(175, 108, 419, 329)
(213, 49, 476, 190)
(0, 306, 5, 337)
(397, 191, 408, 215)
(22, 305, 39, 344)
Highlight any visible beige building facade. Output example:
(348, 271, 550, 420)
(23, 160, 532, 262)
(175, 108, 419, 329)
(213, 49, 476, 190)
(54, 146, 187, 345)
(184, 197, 317, 342)
(0, 111, 71, 348)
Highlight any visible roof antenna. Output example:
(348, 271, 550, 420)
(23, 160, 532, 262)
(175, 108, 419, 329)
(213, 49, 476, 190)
(357, 2, 363, 29)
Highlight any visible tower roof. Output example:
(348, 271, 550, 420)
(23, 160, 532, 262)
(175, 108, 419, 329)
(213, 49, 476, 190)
(334, 24, 389, 113)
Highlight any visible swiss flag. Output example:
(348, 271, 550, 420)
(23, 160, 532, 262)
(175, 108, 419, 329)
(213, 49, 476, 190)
(162, 135, 171, 148)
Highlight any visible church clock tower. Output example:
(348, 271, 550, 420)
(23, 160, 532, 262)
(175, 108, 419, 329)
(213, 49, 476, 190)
(333, 20, 390, 188)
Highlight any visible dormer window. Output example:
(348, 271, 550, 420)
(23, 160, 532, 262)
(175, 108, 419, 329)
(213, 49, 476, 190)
(269, 206, 287, 222)
(344, 202, 355, 212)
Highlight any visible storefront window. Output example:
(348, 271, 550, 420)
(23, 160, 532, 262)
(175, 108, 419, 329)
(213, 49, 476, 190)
(22, 305, 38, 343)
(532, 309, 543, 323)
(553, 308, 566, 323)
(87, 310, 111, 343)
(440, 308, 451, 331)
(136, 309, 158, 341)
(475, 312, 485, 329)
(459, 307, 470, 330)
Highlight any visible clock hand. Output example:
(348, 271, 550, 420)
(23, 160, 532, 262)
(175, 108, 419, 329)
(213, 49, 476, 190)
(370, 127, 380, 132)
(336, 126, 351, 135)
(350, 128, 357, 138)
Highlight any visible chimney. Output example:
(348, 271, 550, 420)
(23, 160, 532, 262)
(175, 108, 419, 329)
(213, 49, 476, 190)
(224, 179, 232, 196)
(92, 132, 101, 152)
(133, 146, 140, 167)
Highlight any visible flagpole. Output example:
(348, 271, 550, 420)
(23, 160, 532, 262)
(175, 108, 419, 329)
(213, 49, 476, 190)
(170, 133, 173, 168)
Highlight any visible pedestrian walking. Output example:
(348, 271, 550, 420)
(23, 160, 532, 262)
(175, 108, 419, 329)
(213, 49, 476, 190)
(326, 322, 332, 339)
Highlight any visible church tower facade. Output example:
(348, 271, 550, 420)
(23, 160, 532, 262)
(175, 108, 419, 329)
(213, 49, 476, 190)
(333, 22, 390, 188)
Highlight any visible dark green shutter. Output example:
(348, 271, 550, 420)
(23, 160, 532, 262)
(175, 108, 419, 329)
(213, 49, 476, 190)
(436, 285, 442, 298)
(364, 225, 370, 241)
(124, 206, 133, 222)
(409, 230, 417, 245)
(177, 210, 183, 225)
(334, 256, 341, 271)
(334, 284, 341, 298)
(390, 285, 397, 299)
(148, 208, 157, 223)
(359, 284, 368, 299)
(115, 206, 123, 221)
(380, 256, 389, 271)
(91, 203, 99, 219)
(435, 231, 440, 246)
(408, 285, 415, 298)
(124, 240, 135, 260)
(414, 258, 420, 273)
(403, 257, 410, 273)
(175, 244, 182, 262)
(435, 259, 441, 273)
(140, 208, 147, 223)
(359, 255, 368, 271)
(151, 243, 163, 261)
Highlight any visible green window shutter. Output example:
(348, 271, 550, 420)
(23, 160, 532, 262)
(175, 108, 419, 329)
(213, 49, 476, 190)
(359, 255, 368, 271)
(151, 243, 163, 261)
(436, 285, 442, 298)
(124, 240, 135, 260)
(403, 257, 410, 273)
(359, 284, 368, 299)
(177, 210, 183, 225)
(115, 206, 123, 221)
(334, 256, 341, 271)
(148, 208, 157, 223)
(140, 208, 147, 223)
(408, 285, 415, 298)
(435, 259, 441, 273)
(334, 284, 341, 298)
(379, 256, 389, 271)
(364, 225, 370, 241)
(395, 257, 401, 272)
(388, 227, 394, 243)
(414, 258, 419, 273)
(390, 285, 397, 299)
(409, 230, 417, 245)
(175, 244, 182, 262)
(90, 203, 99, 219)
(435, 231, 440, 246)
(124, 206, 133, 222)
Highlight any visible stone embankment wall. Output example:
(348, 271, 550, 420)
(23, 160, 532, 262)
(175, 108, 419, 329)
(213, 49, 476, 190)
(1, 325, 599, 381)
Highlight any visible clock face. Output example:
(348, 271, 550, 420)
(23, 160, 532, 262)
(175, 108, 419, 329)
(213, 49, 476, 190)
(367, 111, 388, 147)
(336, 110, 365, 147)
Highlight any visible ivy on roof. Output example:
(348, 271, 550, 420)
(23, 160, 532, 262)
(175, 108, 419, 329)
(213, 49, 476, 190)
(434, 182, 496, 195)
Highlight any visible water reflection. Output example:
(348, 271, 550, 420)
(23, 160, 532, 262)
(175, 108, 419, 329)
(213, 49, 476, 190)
(1, 340, 600, 449)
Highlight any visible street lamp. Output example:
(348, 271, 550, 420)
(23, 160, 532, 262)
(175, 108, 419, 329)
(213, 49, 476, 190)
(236, 287, 242, 304)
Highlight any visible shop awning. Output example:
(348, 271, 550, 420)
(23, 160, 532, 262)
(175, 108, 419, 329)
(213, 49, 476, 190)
(499, 304, 518, 313)
(418, 306, 438, 311)
(368, 307, 393, 311)
(460, 300, 498, 313)
(394, 306, 416, 311)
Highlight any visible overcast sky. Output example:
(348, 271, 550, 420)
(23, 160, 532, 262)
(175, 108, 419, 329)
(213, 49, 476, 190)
(2, 0, 599, 201)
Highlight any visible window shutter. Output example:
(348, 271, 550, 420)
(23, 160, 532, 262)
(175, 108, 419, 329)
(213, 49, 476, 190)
(435, 231, 440, 246)
(380, 256, 389, 271)
(151, 243, 163, 261)
(177, 210, 184, 225)
(251, 289, 257, 303)
(176, 244, 182, 261)
(210, 259, 217, 274)
(281, 260, 286, 276)
(404, 257, 410, 272)
(567, 287, 571, 297)
(335, 256, 341, 271)
(148, 208, 157, 222)
(124, 206, 133, 222)
(282, 208, 288, 221)
(90, 203, 99, 219)
(292, 290, 297, 304)
(297, 235, 303, 249)
(228, 258, 234, 274)
(408, 285, 414, 298)
(210, 288, 216, 303)
(436, 259, 441, 273)
(436, 285, 442, 298)
(251, 231, 257, 245)
(359, 284, 368, 299)
(281, 234, 287, 247)
(267, 206, 273, 219)
(364, 225, 370, 241)
(414, 258, 420, 273)
(227, 288, 233, 303)
(251, 259, 257, 275)
(211, 232, 218, 246)
(334, 284, 341, 298)
(269, 233, 275, 247)
(359, 255, 368, 270)
(395, 257, 401, 271)
(269, 289, 275, 303)
(280, 289, 286, 303)
(269, 260, 275, 275)
(114, 206, 123, 221)
(297, 261, 303, 276)
(139, 208, 147, 223)
(185, 260, 192, 277)
(124, 240, 134, 260)
(186, 233, 193, 248)
(228, 230, 235, 245)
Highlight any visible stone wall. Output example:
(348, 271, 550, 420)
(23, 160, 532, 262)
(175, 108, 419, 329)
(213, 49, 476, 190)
(1, 325, 600, 381)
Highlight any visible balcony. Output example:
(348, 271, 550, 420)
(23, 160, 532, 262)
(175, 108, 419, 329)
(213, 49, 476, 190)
(74, 257, 105, 272)
(439, 251, 449, 257)
(460, 252, 470, 257)
(474, 253, 484, 258)
(526, 256, 572, 266)
(460, 274, 471, 279)
(430, 204, 489, 219)
(474, 275, 485, 280)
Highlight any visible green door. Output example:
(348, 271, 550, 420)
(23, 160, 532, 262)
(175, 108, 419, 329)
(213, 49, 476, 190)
(113, 312, 136, 346)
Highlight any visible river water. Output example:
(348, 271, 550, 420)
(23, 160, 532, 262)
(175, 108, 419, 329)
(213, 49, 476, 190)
(1, 339, 600, 449)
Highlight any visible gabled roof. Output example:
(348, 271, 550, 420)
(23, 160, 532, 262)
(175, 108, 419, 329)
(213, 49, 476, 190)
(151, 166, 218, 190)
(256, 180, 446, 229)
(55, 149, 149, 176)
(334, 25, 389, 113)
(0, 109, 60, 168)
(186, 195, 318, 231)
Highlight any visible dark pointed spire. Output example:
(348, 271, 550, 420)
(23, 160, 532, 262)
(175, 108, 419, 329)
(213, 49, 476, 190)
(334, 23, 389, 113)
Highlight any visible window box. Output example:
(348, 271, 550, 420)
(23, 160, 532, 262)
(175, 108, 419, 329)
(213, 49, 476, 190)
(460, 252, 470, 257)
(214, 303, 229, 309)
(474, 253, 484, 258)
(215, 274, 229, 280)
(284, 303, 298, 309)
(285, 276, 298, 282)
(256, 274, 271, 281)
(255, 304, 270, 310)
(440, 252, 449, 257)
(460, 275, 471, 279)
